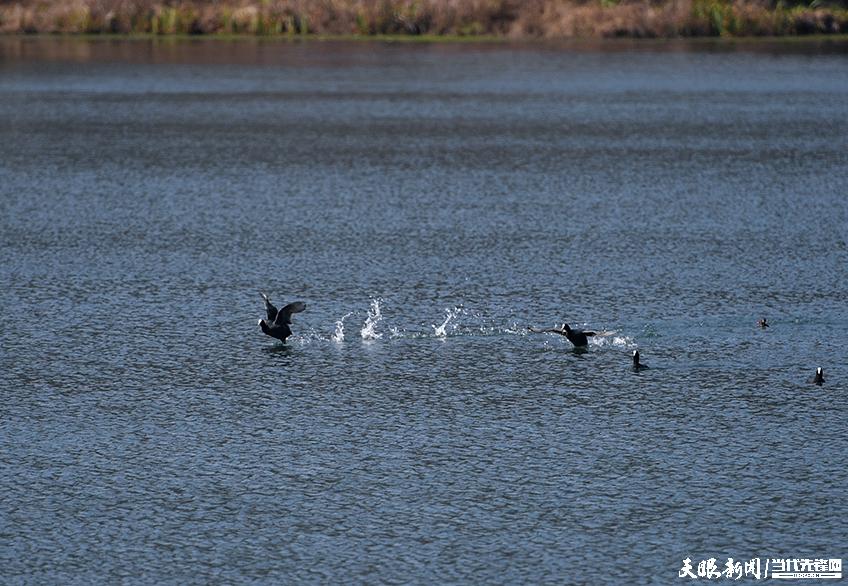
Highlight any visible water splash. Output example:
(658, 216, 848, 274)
(360, 299, 383, 340)
(502, 321, 526, 335)
(432, 307, 463, 338)
(589, 332, 635, 348)
(332, 312, 353, 343)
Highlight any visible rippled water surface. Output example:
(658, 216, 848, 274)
(1, 37, 847, 583)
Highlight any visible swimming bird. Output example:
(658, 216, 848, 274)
(528, 323, 596, 348)
(758, 318, 769, 328)
(632, 350, 649, 371)
(258, 293, 306, 343)
(809, 367, 824, 385)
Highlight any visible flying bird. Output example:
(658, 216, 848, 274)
(258, 292, 306, 343)
(528, 323, 597, 348)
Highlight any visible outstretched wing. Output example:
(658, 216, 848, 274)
(528, 326, 566, 335)
(275, 301, 307, 325)
(261, 292, 278, 322)
(583, 331, 597, 337)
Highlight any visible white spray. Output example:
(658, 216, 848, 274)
(432, 307, 462, 338)
(331, 312, 353, 343)
(360, 299, 383, 340)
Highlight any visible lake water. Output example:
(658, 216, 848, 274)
(1, 37, 846, 583)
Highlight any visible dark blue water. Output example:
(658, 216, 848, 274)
(1, 38, 846, 583)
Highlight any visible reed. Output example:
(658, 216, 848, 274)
(0, 0, 846, 37)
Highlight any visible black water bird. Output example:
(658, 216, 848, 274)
(528, 323, 596, 348)
(809, 367, 824, 386)
(258, 293, 306, 343)
(758, 318, 769, 329)
(632, 350, 649, 371)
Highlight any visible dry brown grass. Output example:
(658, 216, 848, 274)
(0, 0, 846, 37)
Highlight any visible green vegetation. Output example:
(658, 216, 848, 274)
(1, 0, 846, 38)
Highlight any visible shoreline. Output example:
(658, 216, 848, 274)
(3, 32, 848, 43)
(2, 0, 847, 40)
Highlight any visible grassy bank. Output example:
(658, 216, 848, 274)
(1, 0, 847, 38)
